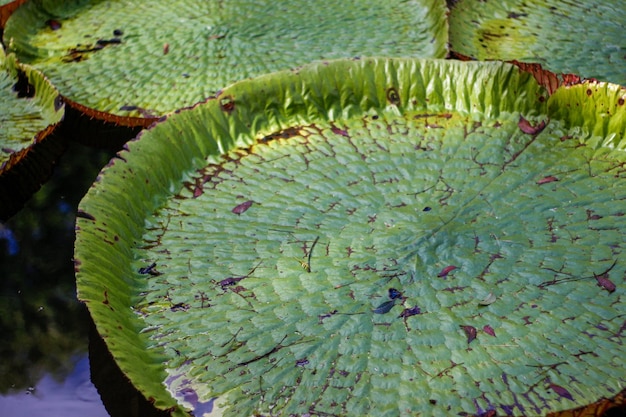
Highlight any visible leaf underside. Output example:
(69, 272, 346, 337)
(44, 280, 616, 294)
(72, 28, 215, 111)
(75, 59, 626, 417)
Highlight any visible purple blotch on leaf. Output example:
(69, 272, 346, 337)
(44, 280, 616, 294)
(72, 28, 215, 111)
(398, 306, 420, 318)
(373, 300, 396, 314)
(549, 383, 574, 401)
(460, 325, 477, 344)
(232, 200, 253, 215)
(438, 265, 457, 278)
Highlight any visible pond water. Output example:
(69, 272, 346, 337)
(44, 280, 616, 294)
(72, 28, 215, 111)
(0, 142, 118, 417)
(2, 140, 623, 417)
(0, 355, 107, 417)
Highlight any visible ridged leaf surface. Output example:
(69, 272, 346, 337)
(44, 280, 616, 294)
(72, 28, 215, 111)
(4, 0, 447, 118)
(0, 46, 63, 170)
(75, 58, 626, 416)
(449, 0, 626, 85)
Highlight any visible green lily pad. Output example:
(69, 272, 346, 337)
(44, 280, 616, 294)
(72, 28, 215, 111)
(0, 45, 65, 220)
(4, 0, 448, 119)
(75, 58, 626, 416)
(449, 0, 626, 85)
(0, 1, 27, 27)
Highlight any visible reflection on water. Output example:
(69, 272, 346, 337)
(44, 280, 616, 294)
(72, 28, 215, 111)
(0, 141, 117, 415)
(0, 355, 108, 417)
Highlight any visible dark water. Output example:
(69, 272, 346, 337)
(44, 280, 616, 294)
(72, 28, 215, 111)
(0, 141, 114, 417)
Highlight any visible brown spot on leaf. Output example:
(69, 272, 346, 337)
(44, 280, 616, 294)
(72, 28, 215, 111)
(398, 306, 421, 318)
(220, 96, 235, 112)
(46, 19, 62, 30)
(586, 209, 602, 220)
(536, 175, 558, 185)
(595, 274, 616, 293)
(231, 200, 253, 215)
(386, 87, 400, 105)
(549, 383, 574, 401)
(508, 12, 528, 19)
(437, 265, 457, 278)
(331, 126, 349, 137)
(460, 325, 477, 344)
(518, 115, 547, 135)
(483, 325, 496, 337)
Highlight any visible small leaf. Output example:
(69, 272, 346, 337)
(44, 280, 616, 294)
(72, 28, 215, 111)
(295, 358, 309, 367)
(460, 325, 477, 344)
(518, 115, 547, 135)
(548, 383, 574, 401)
(478, 292, 497, 306)
(388, 288, 402, 299)
(231, 200, 253, 215)
(437, 265, 457, 277)
(372, 300, 396, 314)
(398, 306, 421, 318)
(536, 175, 558, 185)
(483, 325, 496, 337)
(595, 275, 616, 293)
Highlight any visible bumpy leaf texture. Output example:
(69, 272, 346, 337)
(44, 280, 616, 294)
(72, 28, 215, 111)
(75, 58, 626, 417)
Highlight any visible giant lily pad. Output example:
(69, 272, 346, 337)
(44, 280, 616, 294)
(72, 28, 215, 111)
(75, 58, 626, 416)
(448, 0, 626, 85)
(4, 0, 448, 119)
(0, 45, 65, 220)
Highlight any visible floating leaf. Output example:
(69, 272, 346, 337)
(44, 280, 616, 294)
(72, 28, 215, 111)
(75, 59, 626, 417)
(437, 265, 458, 278)
(388, 288, 402, 300)
(372, 299, 396, 314)
(0, 45, 65, 220)
(460, 325, 477, 344)
(4, 0, 448, 118)
(595, 275, 616, 293)
(549, 383, 574, 401)
(518, 115, 548, 135)
(231, 200, 253, 215)
(536, 175, 559, 185)
(398, 306, 421, 318)
(483, 325, 496, 337)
